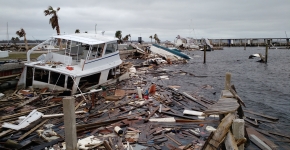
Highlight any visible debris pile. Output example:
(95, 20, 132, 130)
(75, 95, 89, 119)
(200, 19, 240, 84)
(0, 55, 288, 149)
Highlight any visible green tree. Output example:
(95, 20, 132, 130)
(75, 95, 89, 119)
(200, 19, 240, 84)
(75, 29, 80, 33)
(16, 28, 28, 51)
(115, 30, 122, 43)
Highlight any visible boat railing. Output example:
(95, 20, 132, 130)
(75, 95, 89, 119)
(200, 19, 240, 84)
(27, 38, 55, 63)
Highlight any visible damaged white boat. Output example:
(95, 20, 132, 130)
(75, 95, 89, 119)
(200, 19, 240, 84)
(17, 33, 122, 95)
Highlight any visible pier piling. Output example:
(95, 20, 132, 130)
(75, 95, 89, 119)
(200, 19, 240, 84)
(63, 96, 77, 150)
(244, 39, 246, 50)
(203, 45, 206, 64)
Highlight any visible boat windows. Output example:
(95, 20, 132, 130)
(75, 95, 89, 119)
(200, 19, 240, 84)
(78, 73, 101, 89)
(105, 43, 117, 55)
(67, 76, 74, 90)
(50, 71, 65, 87)
(34, 69, 49, 83)
(26, 67, 33, 87)
(90, 44, 105, 59)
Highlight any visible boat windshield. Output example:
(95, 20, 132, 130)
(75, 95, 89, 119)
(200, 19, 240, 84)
(105, 42, 118, 55)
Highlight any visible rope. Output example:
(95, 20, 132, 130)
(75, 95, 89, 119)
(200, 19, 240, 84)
(69, 75, 87, 101)
(52, 73, 61, 92)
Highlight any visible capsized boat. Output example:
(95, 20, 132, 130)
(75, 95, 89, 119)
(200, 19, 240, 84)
(150, 44, 192, 60)
(17, 33, 122, 95)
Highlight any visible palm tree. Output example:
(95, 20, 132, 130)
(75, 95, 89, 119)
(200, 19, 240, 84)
(154, 34, 158, 43)
(128, 34, 131, 42)
(16, 28, 28, 51)
(115, 30, 122, 43)
(44, 6, 61, 46)
(156, 38, 161, 44)
(122, 35, 129, 41)
(75, 29, 80, 33)
(149, 35, 153, 43)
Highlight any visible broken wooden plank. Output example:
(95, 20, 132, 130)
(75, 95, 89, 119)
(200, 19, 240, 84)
(18, 119, 48, 141)
(227, 83, 246, 107)
(246, 127, 278, 149)
(203, 98, 239, 115)
(244, 110, 279, 121)
(268, 131, 290, 139)
(202, 112, 235, 150)
(224, 131, 238, 150)
(249, 134, 271, 150)
(144, 105, 160, 122)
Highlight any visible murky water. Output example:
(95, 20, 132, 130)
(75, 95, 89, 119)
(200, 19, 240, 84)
(161, 47, 290, 136)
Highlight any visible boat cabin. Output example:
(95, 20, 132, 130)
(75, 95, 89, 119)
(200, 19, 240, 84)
(17, 33, 122, 95)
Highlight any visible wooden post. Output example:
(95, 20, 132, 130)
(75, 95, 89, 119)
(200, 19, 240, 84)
(265, 45, 268, 63)
(225, 72, 231, 90)
(63, 96, 77, 150)
(232, 119, 245, 150)
(203, 45, 206, 64)
(244, 39, 246, 50)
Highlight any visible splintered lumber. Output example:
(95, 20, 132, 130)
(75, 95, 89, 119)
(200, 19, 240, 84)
(221, 90, 234, 98)
(226, 83, 246, 107)
(144, 105, 160, 122)
(243, 110, 279, 121)
(75, 99, 85, 110)
(16, 96, 40, 109)
(203, 98, 240, 115)
(225, 131, 238, 150)
(0, 104, 61, 122)
(0, 129, 13, 138)
(18, 119, 48, 140)
(246, 127, 278, 149)
(268, 131, 290, 139)
(182, 92, 208, 108)
(202, 113, 235, 150)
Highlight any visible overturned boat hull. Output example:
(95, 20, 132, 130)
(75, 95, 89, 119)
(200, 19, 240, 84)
(150, 44, 191, 60)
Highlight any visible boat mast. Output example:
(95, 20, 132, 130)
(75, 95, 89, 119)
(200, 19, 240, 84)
(6, 22, 9, 45)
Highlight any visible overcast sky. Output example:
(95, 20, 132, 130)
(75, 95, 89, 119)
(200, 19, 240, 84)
(0, 0, 289, 42)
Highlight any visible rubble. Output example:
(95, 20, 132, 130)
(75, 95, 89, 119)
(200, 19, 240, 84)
(0, 49, 288, 150)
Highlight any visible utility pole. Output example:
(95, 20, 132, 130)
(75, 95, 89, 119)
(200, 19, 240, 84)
(95, 24, 97, 34)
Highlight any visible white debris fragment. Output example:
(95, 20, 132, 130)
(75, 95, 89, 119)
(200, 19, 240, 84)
(149, 117, 176, 122)
(2, 109, 43, 130)
(183, 110, 204, 116)
(77, 136, 102, 150)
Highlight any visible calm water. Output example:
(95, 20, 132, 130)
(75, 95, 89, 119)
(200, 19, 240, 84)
(162, 47, 290, 135)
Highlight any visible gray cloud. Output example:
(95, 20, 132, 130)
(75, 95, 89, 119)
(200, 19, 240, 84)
(0, 0, 289, 42)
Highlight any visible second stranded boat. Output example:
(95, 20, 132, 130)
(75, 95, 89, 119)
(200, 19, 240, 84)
(17, 33, 122, 95)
